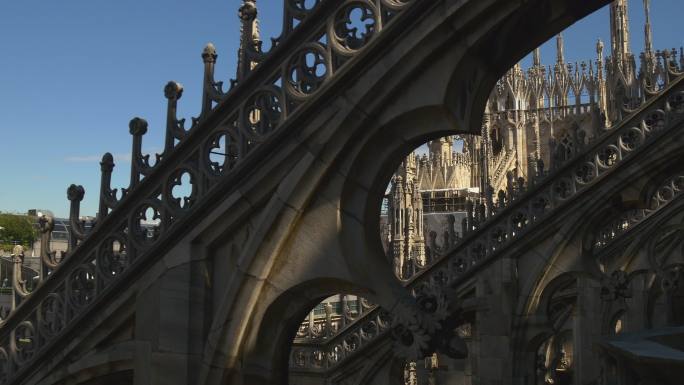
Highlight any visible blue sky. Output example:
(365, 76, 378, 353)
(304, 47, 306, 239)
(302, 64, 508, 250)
(0, 1, 681, 218)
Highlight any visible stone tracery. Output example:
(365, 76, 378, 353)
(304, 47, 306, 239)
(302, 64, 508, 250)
(2, 0, 684, 384)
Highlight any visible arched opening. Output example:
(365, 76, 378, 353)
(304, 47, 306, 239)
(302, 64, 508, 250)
(226, 0, 684, 383)
(526, 275, 578, 385)
(287, 292, 392, 385)
(233, 277, 378, 385)
(380, 135, 486, 282)
(535, 330, 574, 385)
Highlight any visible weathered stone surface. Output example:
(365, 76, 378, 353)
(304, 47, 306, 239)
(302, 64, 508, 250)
(6, 1, 684, 385)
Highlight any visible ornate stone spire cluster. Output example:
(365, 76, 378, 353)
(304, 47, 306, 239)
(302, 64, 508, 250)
(387, 0, 682, 284)
(610, 0, 632, 73)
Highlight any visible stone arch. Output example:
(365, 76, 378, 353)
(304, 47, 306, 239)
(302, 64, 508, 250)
(529, 273, 580, 327)
(517, 203, 602, 319)
(337, 105, 464, 302)
(510, 203, 611, 382)
(241, 278, 373, 385)
(199, 1, 621, 383)
(200, 49, 470, 385)
(578, 196, 629, 262)
(513, 273, 579, 383)
(580, 156, 684, 277)
(515, 331, 556, 384)
(640, 220, 684, 329)
(443, 0, 611, 133)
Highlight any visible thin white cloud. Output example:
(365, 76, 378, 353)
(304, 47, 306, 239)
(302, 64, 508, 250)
(64, 155, 104, 163)
(114, 153, 133, 163)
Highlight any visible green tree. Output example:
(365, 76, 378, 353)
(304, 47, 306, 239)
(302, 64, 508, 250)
(0, 213, 37, 251)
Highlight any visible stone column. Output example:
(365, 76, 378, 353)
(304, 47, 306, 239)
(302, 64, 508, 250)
(470, 258, 516, 385)
(573, 276, 602, 384)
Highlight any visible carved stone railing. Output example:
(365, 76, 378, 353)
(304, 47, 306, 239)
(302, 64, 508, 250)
(0, 1, 426, 382)
(594, 174, 684, 250)
(290, 69, 684, 372)
(289, 174, 684, 372)
(294, 296, 375, 342)
(591, 175, 684, 312)
(290, 306, 390, 372)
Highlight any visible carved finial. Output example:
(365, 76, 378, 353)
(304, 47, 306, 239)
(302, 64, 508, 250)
(238, 0, 257, 21)
(98, 152, 118, 221)
(37, 212, 60, 277)
(236, 0, 260, 82)
(100, 152, 114, 172)
(38, 214, 54, 234)
(11, 244, 30, 304)
(67, 184, 85, 202)
(201, 43, 221, 118)
(164, 81, 184, 100)
(163, 81, 186, 153)
(202, 43, 217, 64)
(12, 245, 24, 272)
(67, 185, 86, 250)
(11, 245, 24, 260)
(129, 117, 148, 136)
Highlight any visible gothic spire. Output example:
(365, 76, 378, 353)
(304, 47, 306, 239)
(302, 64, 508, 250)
(643, 0, 654, 58)
(596, 39, 608, 115)
(556, 33, 565, 64)
(609, 0, 631, 67)
(596, 39, 605, 72)
(533, 47, 542, 67)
